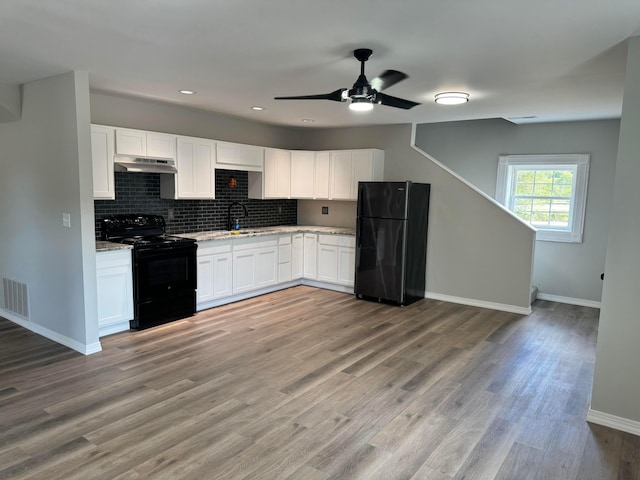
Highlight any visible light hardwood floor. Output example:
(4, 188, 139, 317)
(1, 286, 639, 479)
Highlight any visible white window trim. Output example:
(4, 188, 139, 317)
(496, 154, 590, 243)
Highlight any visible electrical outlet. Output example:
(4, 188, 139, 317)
(322, 206, 329, 215)
(168, 208, 175, 220)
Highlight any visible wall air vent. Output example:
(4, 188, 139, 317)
(2, 277, 30, 320)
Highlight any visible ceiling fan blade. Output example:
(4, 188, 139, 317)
(377, 92, 420, 110)
(370, 70, 408, 92)
(274, 88, 345, 102)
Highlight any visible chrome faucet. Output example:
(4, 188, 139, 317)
(227, 201, 248, 230)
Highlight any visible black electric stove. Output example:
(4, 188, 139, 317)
(101, 214, 197, 330)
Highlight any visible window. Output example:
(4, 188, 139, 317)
(496, 154, 590, 243)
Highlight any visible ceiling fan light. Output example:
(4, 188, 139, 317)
(434, 92, 469, 105)
(349, 99, 374, 112)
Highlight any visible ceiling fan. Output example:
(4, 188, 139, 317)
(274, 48, 420, 111)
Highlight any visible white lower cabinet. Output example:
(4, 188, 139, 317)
(232, 237, 278, 294)
(318, 243, 339, 283)
(197, 241, 232, 308)
(278, 235, 292, 283)
(338, 242, 356, 287)
(96, 249, 133, 336)
(303, 233, 317, 279)
(317, 234, 355, 286)
(195, 231, 355, 310)
(292, 234, 303, 280)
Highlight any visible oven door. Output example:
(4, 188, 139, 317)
(133, 244, 197, 302)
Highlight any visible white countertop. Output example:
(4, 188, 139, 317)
(178, 225, 355, 242)
(96, 225, 355, 251)
(95, 241, 133, 252)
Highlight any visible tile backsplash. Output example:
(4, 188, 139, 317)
(94, 170, 297, 238)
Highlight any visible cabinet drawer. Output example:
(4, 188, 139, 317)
(233, 236, 278, 251)
(278, 235, 291, 245)
(198, 240, 232, 256)
(318, 234, 355, 248)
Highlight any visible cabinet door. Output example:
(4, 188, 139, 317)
(290, 151, 315, 199)
(264, 148, 291, 198)
(303, 233, 317, 279)
(216, 141, 243, 165)
(317, 244, 338, 283)
(256, 247, 278, 288)
(338, 246, 356, 287)
(351, 150, 374, 199)
(146, 132, 176, 159)
(213, 252, 232, 299)
(196, 253, 215, 305)
(115, 128, 146, 156)
(96, 251, 133, 329)
(330, 151, 353, 200)
(242, 145, 265, 168)
(217, 141, 263, 169)
(292, 234, 303, 280)
(91, 125, 115, 200)
(314, 152, 331, 199)
(176, 137, 215, 199)
(233, 249, 257, 294)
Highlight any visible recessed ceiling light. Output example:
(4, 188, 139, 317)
(434, 92, 469, 105)
(179, 90, 196, 95)
(251, 106, 265, 111)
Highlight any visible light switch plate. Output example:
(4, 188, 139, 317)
(62, 213, 71, 228)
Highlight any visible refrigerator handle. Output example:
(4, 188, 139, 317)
(356, 218, 361, 248)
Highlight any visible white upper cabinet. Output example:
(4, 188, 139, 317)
(216, 141, 264, 171)
(264, 148, 291, 198)
(115, 127, 176, 159)
(290, 151, 316, 199)
(161, 136, 215, 199)
(91, 125, 115, 200)
(147, 132, 177, 159)
(314, 151, 331, 200)
(330, 151, 354, 200)
(330, 149, 384, 200)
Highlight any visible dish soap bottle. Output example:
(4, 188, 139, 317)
(234, 218, 240, 230)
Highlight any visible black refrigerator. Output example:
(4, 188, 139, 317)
(354, 181, 430, 306)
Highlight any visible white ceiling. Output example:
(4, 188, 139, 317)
(2, 0, 640, 128)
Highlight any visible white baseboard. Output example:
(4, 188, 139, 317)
(587, 409, 640, 437)
(535, 292, 601, 309)
(425, 291, 532, 315)
(301, 279, 354, 294)
(98, 321, 130, 338)
(0, 308, 102, 355)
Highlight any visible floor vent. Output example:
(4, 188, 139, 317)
(2, 277, 30, 320)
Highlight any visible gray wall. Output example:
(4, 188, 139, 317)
(298, 200, 357, 228)
(591, 37, 640, 426)
(414, 119, 619, 304)
(90, 91, 301, 149)
(0, 71, 99, 352)
(297, 124, 536, 311)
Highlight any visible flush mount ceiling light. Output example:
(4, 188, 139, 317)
(348, 98, 374, 112)
(251, 106, 265, 111)
(179, 89, 196, 95)
(434, 92, 469, 105)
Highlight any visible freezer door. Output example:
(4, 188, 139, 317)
(358, 182, 409, 220)
(355, 217, 407, 303)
